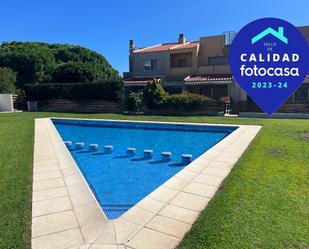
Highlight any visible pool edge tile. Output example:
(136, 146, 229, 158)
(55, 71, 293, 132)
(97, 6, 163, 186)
(31, 118, 261, 249)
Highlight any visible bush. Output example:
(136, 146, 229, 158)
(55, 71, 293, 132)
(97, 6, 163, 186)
(143, 78, 167, 108)
(0, 67, 16, 93)
(24, 81, 124, 102)
(125, 90, 144, 112)
(162, 91, 212, 110)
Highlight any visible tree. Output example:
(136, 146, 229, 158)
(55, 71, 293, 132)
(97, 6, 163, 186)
(49, 44, 120, 81)
(0, 42, 120, 87)
(0, 42, 56, 87)
(52, 62, 95, 83)
(0, 67, 16, 93)
(143, 78, 167, 108)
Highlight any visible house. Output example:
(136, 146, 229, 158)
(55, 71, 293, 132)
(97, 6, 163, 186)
(124, 26, 309, 113)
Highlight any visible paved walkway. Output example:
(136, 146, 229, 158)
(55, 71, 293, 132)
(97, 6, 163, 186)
(31, 118, 261, 249)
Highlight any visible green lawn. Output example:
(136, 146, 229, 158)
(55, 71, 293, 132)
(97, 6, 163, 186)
(0, 112, 308, 249)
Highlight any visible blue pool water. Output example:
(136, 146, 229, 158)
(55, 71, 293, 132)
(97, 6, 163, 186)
(52, 119, 236, 219)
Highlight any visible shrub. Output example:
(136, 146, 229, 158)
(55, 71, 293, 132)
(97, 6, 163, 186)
(162, 91, 212, 110)
(24, 81, 124, 102)
(143, 78, 167, 108)
(125, 90, 144, 112)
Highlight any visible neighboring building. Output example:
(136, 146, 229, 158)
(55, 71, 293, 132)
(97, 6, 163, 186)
(124, 27, 309, 111)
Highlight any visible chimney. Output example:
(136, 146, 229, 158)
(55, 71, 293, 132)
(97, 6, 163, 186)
(129, 40, 135, 73)
(129, 39, 135, 54)
(178, 34, 185, 44)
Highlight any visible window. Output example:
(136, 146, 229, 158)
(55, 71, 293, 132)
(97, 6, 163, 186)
(144, 61, 151, 71)
(177, 58, 188, 67)
(208, 56, 229, 66)
(144, 60, 158, 71)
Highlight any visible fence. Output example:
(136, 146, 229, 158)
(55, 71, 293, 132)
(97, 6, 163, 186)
(32, 99, 121, 113)
(238, 100, 309, 114)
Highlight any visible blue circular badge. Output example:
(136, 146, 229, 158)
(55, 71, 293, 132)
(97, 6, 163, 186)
(230, 18, 309, 115)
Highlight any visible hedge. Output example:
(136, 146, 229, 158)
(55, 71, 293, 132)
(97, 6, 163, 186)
(160, 91, 212, 110)
(24, 81, 124, 102)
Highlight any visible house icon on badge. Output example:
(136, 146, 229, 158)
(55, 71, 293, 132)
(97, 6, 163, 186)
(251, 27, 288, 44)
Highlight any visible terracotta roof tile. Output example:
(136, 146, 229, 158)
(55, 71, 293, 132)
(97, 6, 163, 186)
(184, 74, 233, 84)
(123, 77, 162, 85)
(134, 43, 177, 53)
(170, 41, 200, 50)
(134, 41, 199, 53)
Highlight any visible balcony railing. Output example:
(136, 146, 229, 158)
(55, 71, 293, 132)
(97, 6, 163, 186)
(170, 67, 194, 75)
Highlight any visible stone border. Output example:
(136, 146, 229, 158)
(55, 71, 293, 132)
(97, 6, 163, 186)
(32, 118, 261, 249)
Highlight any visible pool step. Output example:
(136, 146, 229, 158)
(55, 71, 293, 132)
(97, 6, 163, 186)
(64, 141, 72, 149)
(143, 150, 153, 159)
(127, 148, 136, 157)
(70, 144, 191, 164)
(89, 144, 99, 151)
(104, 145, 113, 153)
(75, 142, 85, 149)
(182, 154, 192, 164)
(162, 152, 172, 161)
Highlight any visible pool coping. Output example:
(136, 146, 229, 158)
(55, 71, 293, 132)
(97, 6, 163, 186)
(31, 118, 261, 249)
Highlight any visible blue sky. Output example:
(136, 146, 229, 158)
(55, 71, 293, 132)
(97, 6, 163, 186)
(1, 0, 308, 74)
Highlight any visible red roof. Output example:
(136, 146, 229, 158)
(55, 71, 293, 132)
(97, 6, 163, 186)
(170, 41, 200, 50)
(134, 41, 199, 53)
(124, 75, 232, 85)
(123, 77, 162, 85)
(184, 75, 233, 84)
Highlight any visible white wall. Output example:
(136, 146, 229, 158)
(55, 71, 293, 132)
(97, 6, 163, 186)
(0, 94, 14, 112)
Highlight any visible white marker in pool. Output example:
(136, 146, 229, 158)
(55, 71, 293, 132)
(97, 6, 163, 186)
(104, 145, 113, 153)
(64, 141, 72, 149)
(162, 152, 172, 161)
(143, 150, 153, 159)
(89, 144, 99, 151)
(127, 148, 136, 157)
(75, 142, 84, 149)
(182, 154, 192, 164)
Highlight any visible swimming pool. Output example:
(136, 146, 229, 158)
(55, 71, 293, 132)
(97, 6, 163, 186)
(52, 119, 237, 220)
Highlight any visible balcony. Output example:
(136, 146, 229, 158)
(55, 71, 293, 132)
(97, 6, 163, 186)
(170, 67, 194, 75)
(198, 65, 231, 75)
(169, 52, 195, 76)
